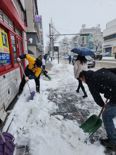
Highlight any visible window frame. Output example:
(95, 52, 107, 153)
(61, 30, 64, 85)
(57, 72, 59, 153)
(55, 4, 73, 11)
(0, 25, 24, 75)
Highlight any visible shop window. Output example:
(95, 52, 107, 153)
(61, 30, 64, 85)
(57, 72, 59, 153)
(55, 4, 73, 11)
(104, 34, 116, 41)
(3, 14, 9, 25)
(18, 40, 23, 55)
(10, 34, 17, 63)
(9, 19, 14, 30)
(15, 28, 21, 36)
(0, 10, 3, 21)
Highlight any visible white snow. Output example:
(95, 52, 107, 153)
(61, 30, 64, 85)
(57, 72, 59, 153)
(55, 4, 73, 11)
(113, 118, 116, 128)
(3, 60, 105, 155)
(102, 57, 115, 61)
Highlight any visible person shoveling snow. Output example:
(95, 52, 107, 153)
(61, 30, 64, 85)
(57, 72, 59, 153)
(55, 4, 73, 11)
(79, 68, 116, 150)
(17, 54, 51, 97)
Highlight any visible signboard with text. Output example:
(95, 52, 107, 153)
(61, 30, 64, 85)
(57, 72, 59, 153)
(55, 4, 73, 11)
(0, 28, 10, 65)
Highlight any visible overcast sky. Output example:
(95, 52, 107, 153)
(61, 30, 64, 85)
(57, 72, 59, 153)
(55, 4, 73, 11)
(38, 0, 116, 45)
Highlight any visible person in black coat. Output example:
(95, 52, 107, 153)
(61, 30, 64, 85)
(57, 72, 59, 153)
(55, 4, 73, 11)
(79, 68, 116, 148)
(68, 55, 72, 64)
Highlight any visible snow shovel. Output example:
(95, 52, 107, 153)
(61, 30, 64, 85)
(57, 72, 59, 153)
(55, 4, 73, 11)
(80, 106, 105, 135)
(18, 62, 35, 100)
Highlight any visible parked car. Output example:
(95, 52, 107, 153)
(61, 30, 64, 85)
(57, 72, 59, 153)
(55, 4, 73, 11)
(102, 52, 111, 57)
(86, 56, 95, 68)
(94, 52, 102, 60)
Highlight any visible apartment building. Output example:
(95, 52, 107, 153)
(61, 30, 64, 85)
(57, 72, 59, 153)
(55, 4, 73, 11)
(103, 19, 116, 57)
(79, 25, 103, 52)
(25, 0, 44, 57)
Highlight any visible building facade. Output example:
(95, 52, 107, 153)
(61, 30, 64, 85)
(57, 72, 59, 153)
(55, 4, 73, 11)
(103, 19, 116, 57)
(0, 0, 26, 121)
(79, 25, 103, 52)
(25, 0, 44, 57)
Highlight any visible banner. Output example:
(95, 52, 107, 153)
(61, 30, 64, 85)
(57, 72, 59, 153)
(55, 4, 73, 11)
(0, 28, 10, 65)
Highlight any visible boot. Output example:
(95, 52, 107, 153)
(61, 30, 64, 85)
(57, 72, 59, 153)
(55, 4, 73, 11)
(83, 94, 88, 98)
(36, 86, 40, 93)
(76, 89, 79, 93)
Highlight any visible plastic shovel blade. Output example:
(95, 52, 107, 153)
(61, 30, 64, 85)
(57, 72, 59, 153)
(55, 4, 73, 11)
(80, 114, 102, 134)
(27, 91, 35, 101)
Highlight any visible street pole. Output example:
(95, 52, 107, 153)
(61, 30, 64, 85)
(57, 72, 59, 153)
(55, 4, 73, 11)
(49, 23, 52, 61)
(58, 50, 59, 64)
(49, 23, 54, 61)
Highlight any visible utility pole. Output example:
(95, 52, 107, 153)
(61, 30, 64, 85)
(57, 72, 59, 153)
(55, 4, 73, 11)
(49, 23, 52, 60)
(49, 22, 54, 61)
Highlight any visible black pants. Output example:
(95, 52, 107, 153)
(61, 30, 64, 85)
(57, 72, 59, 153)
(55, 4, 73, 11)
(18, 67, 40, 94)
(18, 75, 40, 94)
(77, 79, 87, 96)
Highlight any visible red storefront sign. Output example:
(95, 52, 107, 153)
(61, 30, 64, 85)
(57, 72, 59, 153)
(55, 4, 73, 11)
(0, 0, 26, 31)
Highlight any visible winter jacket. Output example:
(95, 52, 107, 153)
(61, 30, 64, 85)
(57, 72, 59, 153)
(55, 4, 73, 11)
(106, 68, 116, 75)
(74, 60, 87, 79)
(19, 54, 42, 78)
(84, 68, 116, 107)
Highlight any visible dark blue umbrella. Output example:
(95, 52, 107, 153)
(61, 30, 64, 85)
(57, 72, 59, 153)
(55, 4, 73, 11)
(71, 47, 95, 56)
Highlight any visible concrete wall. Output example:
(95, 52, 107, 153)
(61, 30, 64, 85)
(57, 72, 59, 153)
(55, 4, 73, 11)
(25, 0, 35, 32)
(103, 26, 116, 37)
(0, 68, 21, 121)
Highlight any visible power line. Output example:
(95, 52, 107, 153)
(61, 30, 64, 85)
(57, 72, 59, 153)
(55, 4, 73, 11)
(49, 33, 80, 37)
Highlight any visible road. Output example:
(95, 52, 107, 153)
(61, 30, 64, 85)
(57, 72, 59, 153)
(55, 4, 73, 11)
(96, 59, 116, 68)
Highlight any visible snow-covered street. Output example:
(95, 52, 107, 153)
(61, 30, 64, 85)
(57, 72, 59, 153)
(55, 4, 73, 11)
(4, 60, 107, 155)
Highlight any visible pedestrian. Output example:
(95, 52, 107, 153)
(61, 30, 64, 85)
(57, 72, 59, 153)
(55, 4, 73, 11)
(79, 68, 116, 148)
(42, 56, 46, 70)
(68, 55, 72, 64)
(37, 55, 51, 80)
(74, 55, 87, 98)
(44, 54, 48, 62)
(37, 55, 46, 69)
(17, 54, 50, 94)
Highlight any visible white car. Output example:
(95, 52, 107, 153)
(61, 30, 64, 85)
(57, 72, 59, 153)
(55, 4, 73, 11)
(86, 56, 95, 68)
(72, 55, 95, 68)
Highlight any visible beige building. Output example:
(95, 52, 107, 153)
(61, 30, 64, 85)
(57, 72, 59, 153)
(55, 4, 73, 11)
(103, 19, 116, 57)
(25, 0, 44, 57)
(79, 25, 103, 52)
(70, 25, 103, 53)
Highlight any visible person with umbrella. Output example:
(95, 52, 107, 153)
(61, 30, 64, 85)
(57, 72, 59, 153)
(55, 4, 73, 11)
(79, 68, 116, 149)
(74, 55, 88, 98)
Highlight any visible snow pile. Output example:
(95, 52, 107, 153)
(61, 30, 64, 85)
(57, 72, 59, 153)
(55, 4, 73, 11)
(4, 60, 105, 155)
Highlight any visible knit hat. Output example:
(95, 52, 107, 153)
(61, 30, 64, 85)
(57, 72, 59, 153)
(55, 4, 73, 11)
(35, 58, 42, 67)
